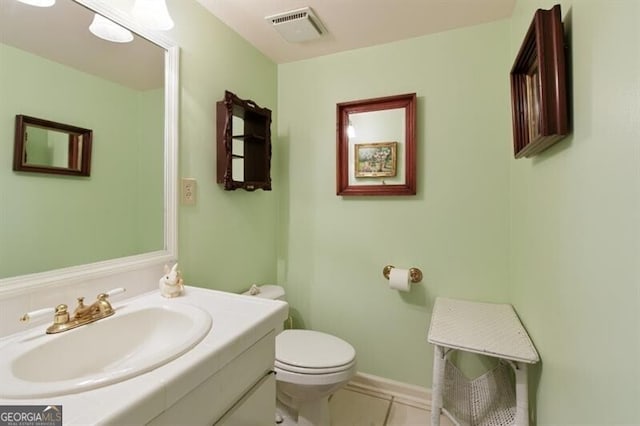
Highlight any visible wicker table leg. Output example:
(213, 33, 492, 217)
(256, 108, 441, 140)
(512, 361, 529, 426)
(431, 345, 446, 426)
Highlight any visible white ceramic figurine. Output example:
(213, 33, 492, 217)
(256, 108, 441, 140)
(159, 263, 184, 298)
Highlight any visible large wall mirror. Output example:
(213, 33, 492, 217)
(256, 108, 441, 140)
(0, 0, 178, 294)
(336, 93, 417, 196)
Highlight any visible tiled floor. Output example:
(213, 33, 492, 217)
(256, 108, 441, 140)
(277, 388, 454, 426)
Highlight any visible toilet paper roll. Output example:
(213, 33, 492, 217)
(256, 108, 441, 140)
(389, 268, 411, 292)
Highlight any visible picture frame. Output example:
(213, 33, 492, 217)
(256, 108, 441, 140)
(354, 142, 397, 178)
(336, 93, 416, 196)
(510, 4, 569, 158)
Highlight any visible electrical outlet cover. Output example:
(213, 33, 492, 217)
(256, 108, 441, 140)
(182, 178, 196, 205)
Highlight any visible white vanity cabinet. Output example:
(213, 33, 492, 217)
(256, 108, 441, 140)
(0, 287, 288, 426)
(148, 330, 277, 426)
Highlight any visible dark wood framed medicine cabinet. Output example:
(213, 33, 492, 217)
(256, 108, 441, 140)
(216, 91, 272, 191)
(510, 4, 569, 158)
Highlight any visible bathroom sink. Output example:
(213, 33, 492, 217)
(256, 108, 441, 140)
(0, 303, 212, 398)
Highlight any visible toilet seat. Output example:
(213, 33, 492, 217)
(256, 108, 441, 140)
(275, 358, 356, 375)
(274, 362, 357, 387)
(276, 330, 356, 372)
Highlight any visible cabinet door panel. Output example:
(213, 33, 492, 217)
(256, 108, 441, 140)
(215, 372, 275, 426)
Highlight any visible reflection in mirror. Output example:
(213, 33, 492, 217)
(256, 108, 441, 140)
(0, 0, 178, 288)
(14, 114, 93, 176)
(336, 93, 417, 196)
(349, 109, 404, 182)
(354, 142, 398, 178)
(231, 116, 245, 182)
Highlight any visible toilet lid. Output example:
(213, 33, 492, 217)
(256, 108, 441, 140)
(276, 330, 356, 369)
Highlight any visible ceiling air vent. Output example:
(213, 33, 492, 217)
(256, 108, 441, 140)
(265, 7, 326, 43)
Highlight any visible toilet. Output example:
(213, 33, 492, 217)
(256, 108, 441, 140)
(243, 285, 357, 426)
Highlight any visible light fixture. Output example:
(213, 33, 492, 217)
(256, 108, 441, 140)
(89, 14, 134, 43)
(16, 0, 55, 7)
(132, 0, 174, 31)
(347, 120, 356, 138)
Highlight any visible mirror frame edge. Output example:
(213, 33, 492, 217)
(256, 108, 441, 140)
(0, 0, 179, 297)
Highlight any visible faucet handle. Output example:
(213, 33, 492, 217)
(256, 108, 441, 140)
(94, 288, 125, 316)
(52, 304, 70, 324)
(103, 287, 126, 299)
(19, 307, 54, 323)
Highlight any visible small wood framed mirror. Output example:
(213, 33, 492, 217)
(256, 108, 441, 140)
(510, 4, 568, 158)
(336, 93, 417, 196)
(13, 115, 92, 176)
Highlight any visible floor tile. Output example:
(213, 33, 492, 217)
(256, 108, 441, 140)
(329, 389, 391, 426)
(386, 402, 455, 426)
(275, 401, 296, 426)
(385, 402, 428, 426)
(277, 387, 453, 426)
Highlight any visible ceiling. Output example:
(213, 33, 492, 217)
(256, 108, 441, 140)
(0, 0, 516, 87)
(195, 0, 516, 64)
(0, 0, 164, 90)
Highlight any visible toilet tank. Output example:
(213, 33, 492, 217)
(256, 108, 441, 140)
(242, 285, 290, 331)
(242, 285, 286, 301)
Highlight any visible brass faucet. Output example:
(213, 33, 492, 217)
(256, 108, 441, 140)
(20, 288, 126, 334)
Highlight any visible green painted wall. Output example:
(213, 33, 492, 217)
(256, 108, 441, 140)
(163, 0, 279, 291)
(0, 0, 278, 287)
(277, 21, 512, 387)
(164, 0, 640, 419)
(136, 88, 165, 253)
(509, 0, 640, 423)
(5, 0, 638, 421)
(24, 127, 52, 166)
(0, 43, 163, 278)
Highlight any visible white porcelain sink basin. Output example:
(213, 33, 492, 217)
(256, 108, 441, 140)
(0, 302, 212, 398)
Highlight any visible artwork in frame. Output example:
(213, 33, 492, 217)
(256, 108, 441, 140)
(354, 142, 397, 178)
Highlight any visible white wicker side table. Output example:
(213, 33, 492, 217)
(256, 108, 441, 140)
(427, 298, 539, 426)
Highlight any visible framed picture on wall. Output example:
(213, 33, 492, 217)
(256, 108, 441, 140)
(354, 142, 397, 178)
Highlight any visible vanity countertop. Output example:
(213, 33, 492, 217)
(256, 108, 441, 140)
(0, 286, 288, 425)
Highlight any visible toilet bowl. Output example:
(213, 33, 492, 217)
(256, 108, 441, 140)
(243, 285, 357, 426)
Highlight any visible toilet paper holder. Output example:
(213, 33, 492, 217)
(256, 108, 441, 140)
(382, 265, 423, 284)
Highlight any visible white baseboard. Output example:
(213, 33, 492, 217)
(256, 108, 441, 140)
(345, 372, 432, 411)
